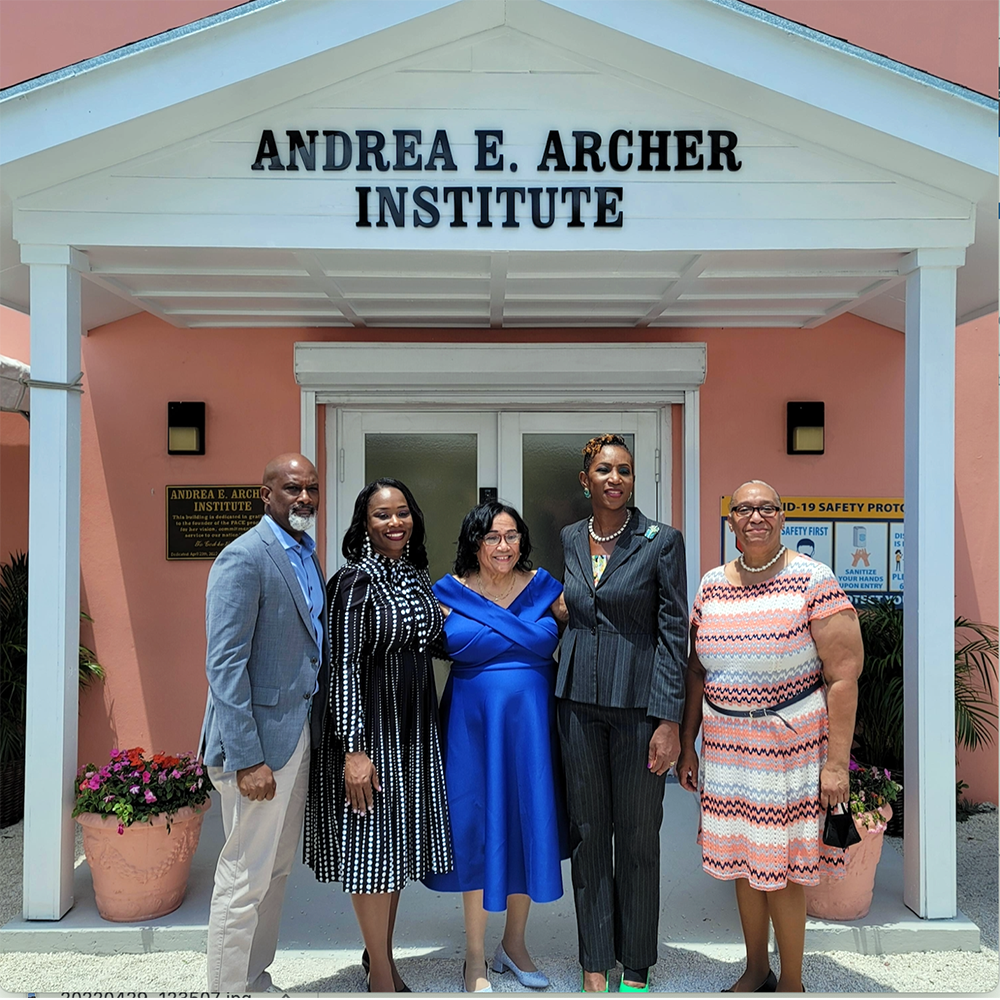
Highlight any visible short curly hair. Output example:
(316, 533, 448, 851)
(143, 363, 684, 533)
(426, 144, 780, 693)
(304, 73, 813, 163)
(453, 501, 533, 578)
(582, 433, 634, 471)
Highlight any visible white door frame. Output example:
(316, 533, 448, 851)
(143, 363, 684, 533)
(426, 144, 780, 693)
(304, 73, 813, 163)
(297, 341, 707, 602)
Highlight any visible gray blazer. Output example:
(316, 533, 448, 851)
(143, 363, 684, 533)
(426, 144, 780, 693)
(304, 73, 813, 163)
(199, 518, 326, 773)
(556, 508, 688, 722)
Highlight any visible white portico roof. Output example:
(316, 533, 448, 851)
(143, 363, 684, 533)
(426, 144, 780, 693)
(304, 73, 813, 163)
(0, 0, 995, 332)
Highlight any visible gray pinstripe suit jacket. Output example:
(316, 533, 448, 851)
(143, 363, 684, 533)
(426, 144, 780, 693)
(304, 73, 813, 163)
(555, 508, 688, 722)
(199, 518, 327, 773)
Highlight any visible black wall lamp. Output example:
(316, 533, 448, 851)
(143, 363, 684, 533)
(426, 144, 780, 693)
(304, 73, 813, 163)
(787, 401, 824, 454)
(168, 401, 206, 455)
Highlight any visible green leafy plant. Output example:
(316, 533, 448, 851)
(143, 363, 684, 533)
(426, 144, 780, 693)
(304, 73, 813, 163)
(848, 757, 901, 832)
(954, 617, 999, 752)
(852, 598, 999, 775)
(853, 598, 905, 771)
(72, 747, 212, 834)
(0, 551, 106, 765)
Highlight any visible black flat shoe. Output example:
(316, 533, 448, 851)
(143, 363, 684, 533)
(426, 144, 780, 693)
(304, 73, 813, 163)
(364, 951, 410, 992)
(723, 969, 777, 993)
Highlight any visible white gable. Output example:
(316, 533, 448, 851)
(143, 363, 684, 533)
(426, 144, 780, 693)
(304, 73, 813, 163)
(0, 0, 995, 330)
(14, 27, 972, 250)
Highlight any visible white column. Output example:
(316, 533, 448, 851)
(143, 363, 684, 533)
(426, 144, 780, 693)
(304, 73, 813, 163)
(299, 388, 317, 463)
(20, 244, 88, 919)
(683, 388, 701, 608)
(899, 247, 964, 919)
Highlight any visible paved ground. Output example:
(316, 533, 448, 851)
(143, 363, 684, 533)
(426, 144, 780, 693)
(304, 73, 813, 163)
(0, 808, 996, 996)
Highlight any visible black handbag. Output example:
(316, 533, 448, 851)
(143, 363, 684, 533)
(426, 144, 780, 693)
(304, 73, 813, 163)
(822, 804, 861, 850)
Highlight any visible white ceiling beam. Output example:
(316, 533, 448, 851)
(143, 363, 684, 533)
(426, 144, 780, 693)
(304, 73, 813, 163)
(664, 306, 827, 317)
(89, 266, 309, 278)
(489, 253, 508, 329)
(83, 271, 188, 328)
(188, 319, 355, 328)
(678, 291, 867, 301)
(649, 318, 803, 328)
(294, 252, 364, 327)
(636, 253, 708, 328)
(802, 275, 904, 329)
(161, 307, 346, 317)
(698, 268, 902, 278)
(135, 289, 328, 299)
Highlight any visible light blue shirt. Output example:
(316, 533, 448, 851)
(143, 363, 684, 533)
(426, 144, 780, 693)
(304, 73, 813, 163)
(264, 515, 324, 651)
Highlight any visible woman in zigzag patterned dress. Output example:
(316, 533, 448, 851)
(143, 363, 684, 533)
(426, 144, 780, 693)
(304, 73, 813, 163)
(677, 480, 863, 995)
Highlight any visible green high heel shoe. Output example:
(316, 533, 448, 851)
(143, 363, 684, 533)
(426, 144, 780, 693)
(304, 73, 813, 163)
(619, 969, 651, 992)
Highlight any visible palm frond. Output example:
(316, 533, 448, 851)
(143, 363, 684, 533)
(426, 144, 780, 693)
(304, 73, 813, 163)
(1, 551, 105, 765)
(853, 598, 999, 767)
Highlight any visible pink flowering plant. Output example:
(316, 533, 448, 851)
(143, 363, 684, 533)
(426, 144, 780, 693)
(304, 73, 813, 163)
(848, 758, 901, 833)
(72, 747, 212, 835)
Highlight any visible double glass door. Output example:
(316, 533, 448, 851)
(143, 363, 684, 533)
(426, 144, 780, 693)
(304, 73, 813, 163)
(331, 410, 665, 584)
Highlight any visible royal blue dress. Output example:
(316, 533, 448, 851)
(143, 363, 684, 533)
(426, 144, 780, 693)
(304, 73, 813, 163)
(423, 569, 569, 911)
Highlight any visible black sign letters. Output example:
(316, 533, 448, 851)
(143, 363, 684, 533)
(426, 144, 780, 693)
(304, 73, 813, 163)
(250, 126, 742, 229)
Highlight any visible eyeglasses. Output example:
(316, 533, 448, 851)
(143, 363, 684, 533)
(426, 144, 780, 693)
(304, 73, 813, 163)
(730, 503, 782, 519)
(482, 531, 521, 546)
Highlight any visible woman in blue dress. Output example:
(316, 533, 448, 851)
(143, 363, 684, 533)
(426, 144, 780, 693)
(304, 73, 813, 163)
(424, 500, 568, 993)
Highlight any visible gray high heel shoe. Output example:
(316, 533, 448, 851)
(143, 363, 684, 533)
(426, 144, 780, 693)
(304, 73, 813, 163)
(491, 942, 550, 989)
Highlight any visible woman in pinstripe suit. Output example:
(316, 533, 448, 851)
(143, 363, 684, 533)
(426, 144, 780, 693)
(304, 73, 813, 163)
(554, 434, 688, 993)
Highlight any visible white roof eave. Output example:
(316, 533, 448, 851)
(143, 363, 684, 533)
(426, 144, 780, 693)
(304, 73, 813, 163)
(0, 0, 995, 330)
(0, 0, 994, 187)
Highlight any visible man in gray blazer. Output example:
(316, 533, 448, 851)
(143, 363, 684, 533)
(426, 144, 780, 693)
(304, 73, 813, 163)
(201, 453, 327, 994)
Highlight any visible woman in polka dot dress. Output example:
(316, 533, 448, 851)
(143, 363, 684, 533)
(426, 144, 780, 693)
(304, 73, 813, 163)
(305, 478, 453, 993)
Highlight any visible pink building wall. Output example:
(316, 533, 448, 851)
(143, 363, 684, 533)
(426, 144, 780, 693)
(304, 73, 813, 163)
(3, 301, 995, 794)
(0, 310, 30, 561)
(0, 2, 996, 799)
(954, 314, 999, 798)
(756, 0, 995, 97)
(2, 1, 994, 97)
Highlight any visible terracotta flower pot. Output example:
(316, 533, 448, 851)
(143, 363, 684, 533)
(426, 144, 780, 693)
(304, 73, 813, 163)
(76, 800, 210, 922)
(804, 805, 892, 921)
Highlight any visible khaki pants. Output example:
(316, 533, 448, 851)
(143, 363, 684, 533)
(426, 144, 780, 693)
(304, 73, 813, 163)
(206, 722, 310, 993)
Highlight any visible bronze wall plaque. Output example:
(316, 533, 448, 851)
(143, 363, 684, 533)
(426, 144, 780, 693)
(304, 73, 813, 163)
(166, 485, 264, 560)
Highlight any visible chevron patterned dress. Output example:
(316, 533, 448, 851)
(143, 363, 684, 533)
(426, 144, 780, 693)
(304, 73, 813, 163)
(691, 556, 853, 891)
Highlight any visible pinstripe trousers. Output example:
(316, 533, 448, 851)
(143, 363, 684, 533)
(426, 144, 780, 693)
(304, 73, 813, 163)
(557, 699, 665, 973)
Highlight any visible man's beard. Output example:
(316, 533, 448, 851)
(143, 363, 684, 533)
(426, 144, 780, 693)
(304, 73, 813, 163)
(288, 510, 316, 534)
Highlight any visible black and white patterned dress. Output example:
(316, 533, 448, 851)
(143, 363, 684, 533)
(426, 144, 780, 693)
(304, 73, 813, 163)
(304, 551, 453, 893)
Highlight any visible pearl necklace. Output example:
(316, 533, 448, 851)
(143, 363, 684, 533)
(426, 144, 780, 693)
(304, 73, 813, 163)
(589, 509, 632, 543)
(475, 571, 516, 604)
(738, 546, 786, 574)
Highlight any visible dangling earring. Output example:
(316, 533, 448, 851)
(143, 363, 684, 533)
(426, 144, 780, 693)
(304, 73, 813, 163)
(404, 540, 411, 560)
(583, 488, 591, 499)
(628, 491, 633, 502)
(362, 533, 373, 558)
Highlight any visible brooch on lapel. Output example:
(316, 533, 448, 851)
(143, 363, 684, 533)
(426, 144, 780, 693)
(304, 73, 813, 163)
(644, 524, 660, 539)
